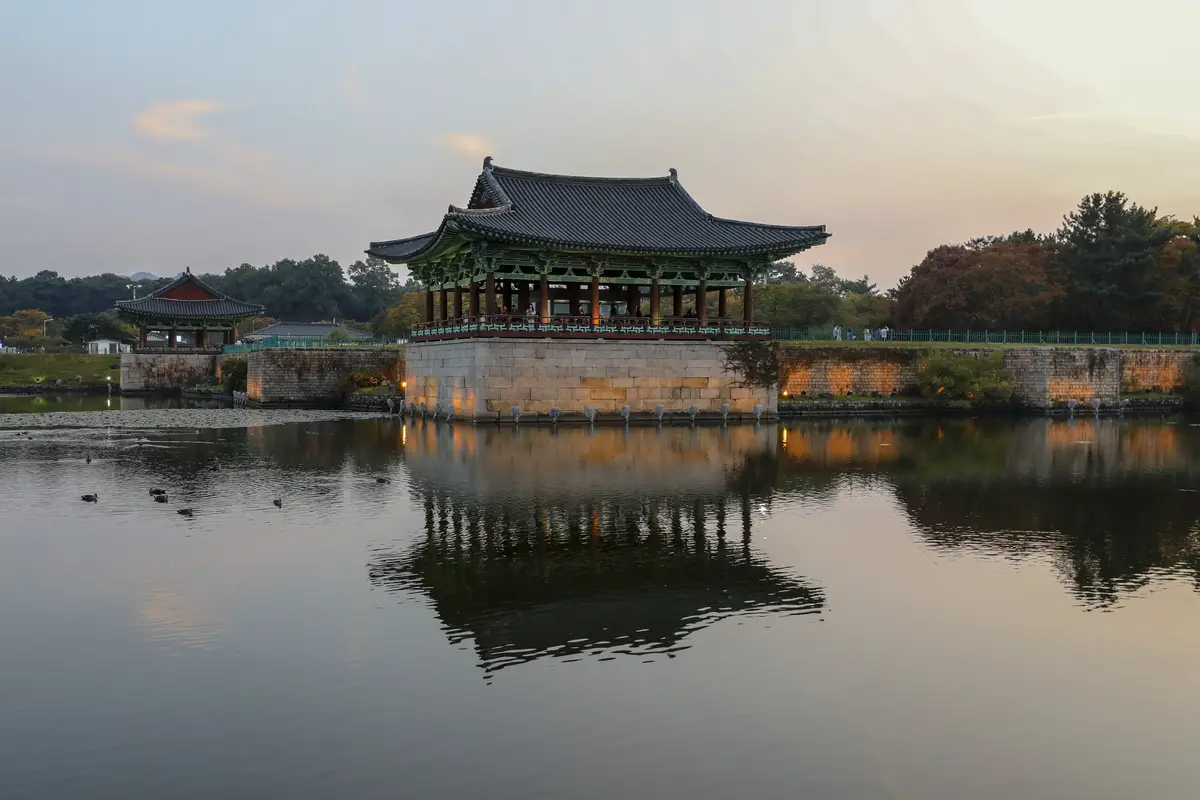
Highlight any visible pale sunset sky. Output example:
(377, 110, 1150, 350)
(1, 0, 1197, 286)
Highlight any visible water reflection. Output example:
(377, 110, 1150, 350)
(370, 425, 824, 675)
(0, 392, 230, 415)
(773, 418, 1200, 608)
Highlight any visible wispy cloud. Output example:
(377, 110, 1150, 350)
(441, 132, 493, 161)
(134, 100, 224, 141)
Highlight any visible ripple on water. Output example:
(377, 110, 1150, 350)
(0, 408, 389, 430)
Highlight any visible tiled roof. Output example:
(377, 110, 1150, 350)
(114, 271, 264, 319)
(244, 322, 374, 340)
(368, 159, 829, 262)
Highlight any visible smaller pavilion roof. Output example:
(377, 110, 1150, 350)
(114, 269, 264, 320)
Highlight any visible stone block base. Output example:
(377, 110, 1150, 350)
(120, 352, 215, 393)
(405, 338, 776, 422)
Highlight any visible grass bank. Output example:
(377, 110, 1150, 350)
(0, 354, 121, 387)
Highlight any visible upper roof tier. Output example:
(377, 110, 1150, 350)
(114, 269, 265, 321)
(368, 159, 830, 263)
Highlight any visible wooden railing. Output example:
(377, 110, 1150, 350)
(411, 315, 771, 341)
(133, 345, 225, 354)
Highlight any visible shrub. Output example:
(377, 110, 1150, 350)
(917, 350, 1013, 408)
(347, 370, 382, 389)
(722, 340, 782, 389)
(1182, 356, 1200, 403)
(221, 357, 248, 392)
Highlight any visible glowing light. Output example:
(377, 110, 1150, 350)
(781, 428, 788, 446)
(401, 381, 407, 389)
(782, 390, 789, 397)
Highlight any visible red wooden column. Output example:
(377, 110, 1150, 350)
(718, 288, 727, 319)
(453, 284, 464, 320)
(590, 277, 601, 325)
(538, 275, 550, 324)
(468, 280, 480, 318)
(424, 289, 434, 322)
(485, 272, 497, 316)
(502, 280, 512, 312)
(168, 327, 177, 348)
(697, 280, 707, 326)
(650, 278, 661, 325)
(139, 327, 148, 347)
(673, 285, 683, 318)
(744, 276, 754, 322)
(196, 328, 206, 348)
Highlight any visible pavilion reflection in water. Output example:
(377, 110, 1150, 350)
(369, 426, 824, 674)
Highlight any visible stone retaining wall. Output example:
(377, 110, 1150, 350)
(406, 339, 774, 421)
(120, 352, 215, 393)
(779, 346, 1194, 408)
(246, 348, 404, 407)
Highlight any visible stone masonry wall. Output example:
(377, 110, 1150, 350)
(779, 345, 1194, 408)
(247, 348, 404, 407)
(405, 339, 775, 421)
(120, 352, 215, 393)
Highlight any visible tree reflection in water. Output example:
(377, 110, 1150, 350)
(774, 418, 1200, 608)
(370, 425, 824, 675)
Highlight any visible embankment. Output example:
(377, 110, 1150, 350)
(779, 345, 1194, 410)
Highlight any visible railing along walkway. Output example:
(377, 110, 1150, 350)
(413, 315, 770, 341)
(772, 328, 1200, 346)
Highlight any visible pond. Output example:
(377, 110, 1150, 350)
(2, 411, 1199, 799)
(0, 392, 229, 415)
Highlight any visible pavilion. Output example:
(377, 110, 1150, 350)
(368, 158, 829, 340)
(114, 269, 264, 350)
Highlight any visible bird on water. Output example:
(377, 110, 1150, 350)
(375, 477, 391, 484)
(149, 488, 166, 496)
(154, 494, 169, 504)
(85, 455, 91, 464)
(177, 508, 194, 516)
(273, 498, 282, 508)
(81, 494, 98, 502)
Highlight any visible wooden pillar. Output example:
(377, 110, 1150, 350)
(196, 328, 206, 348)
(139, 327, 147, 347)
(469, 280, 480, 318)
(591, 277, 601, 325)
(626, 284, 638, 316)
(744, 276, 754, 322)
(501, 280, 511, 313)
(454, 284, 464, 320)
(424, 289, 434, 322)
(673, 284, 683, 317)
(538, 275, 549, 324)
(567, 282, 580, 316)
(168, 327, 177, 348)
(518, 282, 530, 316)
(697, 280, 707, 326)
(718, 288, 727, 319)
(439, 286, 448, 320)
(485, 272, 497, 316)
(650, 278, 661, 325)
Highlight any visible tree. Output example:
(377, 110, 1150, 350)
(347, 256, 403, 319)
(375, 293, 424, 339)
(763, 260, 800, 284)
(892, 237, 1062, 330)
(1055, 191, 1175, 330)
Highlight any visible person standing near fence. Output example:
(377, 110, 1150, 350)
(863, 327, 872, 342)
(833, 325, 841, 341)
(879, 326, 889, 340)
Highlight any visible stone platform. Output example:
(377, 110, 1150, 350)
(405, 338, 775, 423)
(120, 352, 216, 393)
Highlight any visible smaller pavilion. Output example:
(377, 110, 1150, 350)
(114, 269, 264, 350)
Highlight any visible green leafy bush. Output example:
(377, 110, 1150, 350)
(221, 357, 247, 392)
(917, 350, 1013, 408)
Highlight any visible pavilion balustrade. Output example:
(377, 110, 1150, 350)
(411, 313, 770, 341)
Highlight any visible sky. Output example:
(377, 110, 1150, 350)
(2, 0, 1198, 288)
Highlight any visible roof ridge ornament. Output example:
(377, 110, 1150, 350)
(483, 156, 493, 170)
(668, 168, 677, 183)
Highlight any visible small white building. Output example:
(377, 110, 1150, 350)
(87, 339, 128, 355)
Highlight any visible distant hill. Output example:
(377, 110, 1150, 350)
(129, 272, 159, 281)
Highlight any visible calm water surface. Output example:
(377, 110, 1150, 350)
(2, 411, 1200, 799)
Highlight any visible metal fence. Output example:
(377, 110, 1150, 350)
(221, 335, 402, 354)
(771, 328, 1200, 346)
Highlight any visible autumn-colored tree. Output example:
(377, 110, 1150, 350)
(892, 236, 1062, 329)
(0, 309, 51, 338)
(374, 293, 424, 338)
